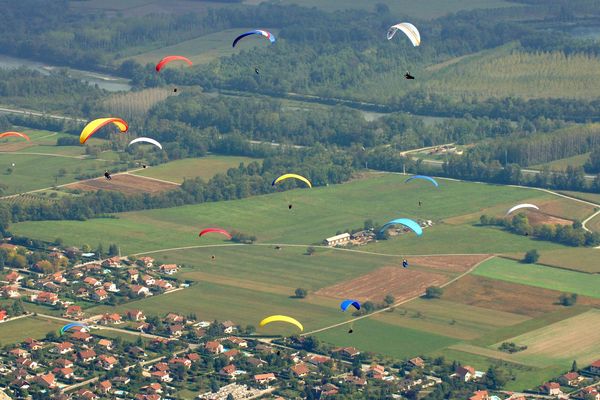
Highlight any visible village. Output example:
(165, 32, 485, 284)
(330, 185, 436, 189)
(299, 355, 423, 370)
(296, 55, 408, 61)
(0, 240, 599, 399)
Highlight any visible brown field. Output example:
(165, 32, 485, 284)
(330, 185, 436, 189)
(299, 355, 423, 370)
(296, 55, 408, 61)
(0, 142, 34, 152)
(526, 212, 572, 227)
(315, 266, 450, 303)
(533, 197, 595, 222)
(443, 275, 600, 317)
(65, 174, 179, 195)
(409, 254, 491, 274)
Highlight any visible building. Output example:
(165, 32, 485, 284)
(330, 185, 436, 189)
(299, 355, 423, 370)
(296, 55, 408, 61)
(31, 291, 59, 305)
(456, 365, 475, 382)
(254, 373, 276, 385)
(159, 264, 179, 275)
(560, 371, 583, 386)
(1, 285, 20, 298)
(324, 233, 350, 247)
(291, 363, 310, 377)
(541, 382, 562, 396)
(205, 341, 224, 354)
(469, 390, 489, 400)
(590, 359, 600, 375)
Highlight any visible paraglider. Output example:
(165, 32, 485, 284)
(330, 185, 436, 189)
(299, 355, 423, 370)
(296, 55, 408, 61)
(402, 259, 409, 268)
(506, 204, 539, 216)
(340, 300, 361, 312)
(104, 171, 112, 180)
(255, 67, 260, 75)
(387, 22, 421, 46)
(155, 56, 193, 72)
(0, 131, 30, 142)
(272, 174, 312, 188)
(80, 118, 128, 144)
(128, 137, 163, 150)
(405, 175, 439, 187)
(259, 315, 303, 332)
(404, 72, 415, 80)
(60, 322, 88, 335)
(380, 218, 423, 236)
(232, 30, 276, 48)
(199, 228, 232, 239)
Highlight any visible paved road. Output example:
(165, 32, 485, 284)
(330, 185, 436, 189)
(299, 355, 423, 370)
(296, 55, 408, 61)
(0, 106, 86, 123)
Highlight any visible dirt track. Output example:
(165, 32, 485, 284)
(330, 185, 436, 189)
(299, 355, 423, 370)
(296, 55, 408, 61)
(65, 174, 179, 195)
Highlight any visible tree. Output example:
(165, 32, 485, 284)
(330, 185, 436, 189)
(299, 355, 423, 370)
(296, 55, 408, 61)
(306, 246, 315, 256)
(424, 286, 443, 299)
(108, 244, 119, 256)
(227, 394, 234, 400)
(559, 293, 578, 306)
(571, 360, 578, 372)
(384, 294, 395, 306)
(294, 288, 307, 299)
(12, 299, 25, 316)
(523, 249, 539, 264)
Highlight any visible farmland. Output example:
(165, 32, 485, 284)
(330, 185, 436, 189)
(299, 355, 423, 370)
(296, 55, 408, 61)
(10, 174, 575, 254)
(533, 153, 591, 171)
(63, 173, 179, 195)
(132, 155, 260, 183)
(0, 316, 63, 345)
(472, 257, 600, 298)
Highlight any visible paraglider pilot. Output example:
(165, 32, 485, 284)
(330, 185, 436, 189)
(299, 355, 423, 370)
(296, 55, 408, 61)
(402, 259, 409, 268)
(255, 67, 260, 75)
(404, 71, 415, 80)
(288, 204, 293, 210)
(104, 171, 112, 180)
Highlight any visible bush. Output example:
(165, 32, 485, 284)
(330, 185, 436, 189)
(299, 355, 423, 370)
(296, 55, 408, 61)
(294, 288, 307, 299)
(424, 286, 443, 299)
(523, 249, 539, 263)
(559, 293, 577, 306)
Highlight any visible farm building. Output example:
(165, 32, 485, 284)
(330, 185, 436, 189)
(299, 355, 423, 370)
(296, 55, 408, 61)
(324, 233, 350, 247)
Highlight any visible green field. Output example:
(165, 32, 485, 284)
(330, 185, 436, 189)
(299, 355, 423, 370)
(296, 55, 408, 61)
(472, 257, 600, 298)
(0, 316, 63, 345)
(558, 191, 600, 206)
(261, 0, 518, 19)
(133, 155, 260, 183)
(534, 248, 600, 273)
(11, 174, 570, 254)
(533, 153, 591, 171)
(128, 28, 277, 65)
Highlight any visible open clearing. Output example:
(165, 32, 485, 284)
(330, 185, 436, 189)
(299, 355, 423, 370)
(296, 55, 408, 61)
(0, 316, 63, 345)
(495, 309, 600, 367)
(472, 257, 600, 298)
(64, 173, 179, 195)
(133, 155, 259, 183)
(315, 266, 450, 303)
(405, 254, 490, 274)
(533, 153, 591, 171)
(504, 248, 600, 274)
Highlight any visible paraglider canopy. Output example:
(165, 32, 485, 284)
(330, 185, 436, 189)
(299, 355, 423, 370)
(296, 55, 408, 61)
(155, 56, 193, 72)
(0, 131, 30, 142)
(387, 22, 421, 46)
(405, 175, 439, 187)
(340, 300, 361, 311)
(380, 218, 423, 236)
(199, 228, 232, 239)
(80, 118, 128, 144)
(128, 137, 163, 150)
(259, 315, 303, 332)
(506, 204, 539, 216)
(232, 30, 276, 47)
(60, 322, 88, 335)
(272, 174, 312, 188)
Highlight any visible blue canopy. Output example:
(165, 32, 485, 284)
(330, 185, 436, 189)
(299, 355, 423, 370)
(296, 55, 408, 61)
(405, 175, 439, 187)
(340, 300, 361, 311)
(380, 218, 423, 236)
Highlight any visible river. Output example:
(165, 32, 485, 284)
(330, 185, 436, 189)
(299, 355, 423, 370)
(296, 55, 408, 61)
(0, 54, 131, 92)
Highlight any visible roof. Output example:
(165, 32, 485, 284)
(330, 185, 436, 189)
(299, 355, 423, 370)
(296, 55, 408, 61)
(591, 359, 600, 368)
(221, 364, 236, 374)
(326, 233, 351, 241)
(291, 363, 310, 376)
(543, 382, 560, 389)
(254, 373, 276, 381)
(469, 390, 488, 400)
(98, 339, 112, 347)
(456, 365, 475, 375)
(562, 372, 579, 380)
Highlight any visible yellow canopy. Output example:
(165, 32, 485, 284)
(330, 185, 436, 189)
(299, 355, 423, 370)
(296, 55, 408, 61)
(272, 173, 312, 188)
(80, 117, 128, 144)
(259, 315, 304, 332)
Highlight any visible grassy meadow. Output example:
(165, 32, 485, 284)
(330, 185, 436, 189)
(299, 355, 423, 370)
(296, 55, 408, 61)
(132, 155, 260, 183)
(0, 316, 63, 345)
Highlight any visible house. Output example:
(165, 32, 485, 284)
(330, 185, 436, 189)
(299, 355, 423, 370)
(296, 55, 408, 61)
(291, 363, 310, 377)
(98, 354, 118, 370)
(100, 313, 122, 325)
(324, 232, 351, 247)
(35, 373, 57, 388)
(0, 309, 7, 323)
(53, 342, 74, 355)
(469, 390, 489, 400)
(169, 324, 184, 337)
(254, 373, 276, 385)
(141, 275, 155, 286)
(320, 383, 339, 397)
(126, 309, 146, 321)
(560, 371, 583, 387)
(54, 367, 74, 380)
(97, 380, 112, 394)
(54, 358, 74, 369)
(10, 378, 31, 390)
(155, 279, 173, 291)
(137, 257, 154, 268)
(0, 243, 19, 253)
(126, 269, 139, 282)
(130, 284, 151, 297)
(247, 357, 266, 368)
(23, 338, 42, 351)
(345, 375, 367, 386)
(541, 382, 562, 396)
(42, 281, 61, 292)
(223, 349, 240, 361)
(578, 387, 600, 400)
(1, 285, 20, 298)
(368, 364, 386, 377)
(307, 355, 331, 366)
(169, 358, 192, 369)
(83, 277, 101, 287)
(409, 357, 425, 368)
(97, 338, 113, 350)
(5, 271, 23, 283)
(165, 313, 185, 324)
(135, 322, 151, 332)
(10, 348, 29, 358)
(332, 346, 361, 358)
(141, 382, 163, 394)
(150, 370, 172, 382)
(187, 353, 201, 363)
(153, 362, 169, 372)
(103, 282, 119, 292)
(225, 337, 248, 348)
(103, 257, 123, 269)
(50, 272, 67, 284)
(76, 287, 89, 298)
(221, 320, 237, 334)
(16, 357, 38, 370)
(590, 359, 600, 375)
(63, 305, 83, 319)
(48, 251, 66, 261)
(92, 288, 108, 301)
(31, 291, 59, 305)
(456, 365, 476, 382)
(75, 389, 97, 400)
(220, 364, 237, 379)
(128, 345, 148, 359)
(159, 264, 179, 275)
(205, 341, 224, 354)
(78, 349, 97, 363)
(71, 331, 93, 342)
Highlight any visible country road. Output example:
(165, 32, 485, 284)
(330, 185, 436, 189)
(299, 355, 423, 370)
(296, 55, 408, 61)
(0, 105, 86, 123)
